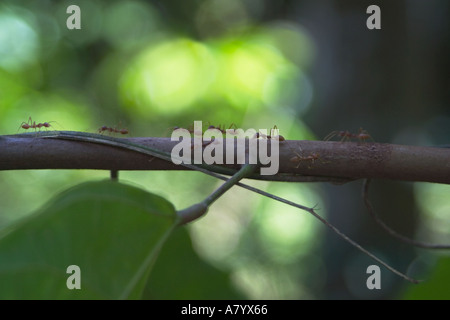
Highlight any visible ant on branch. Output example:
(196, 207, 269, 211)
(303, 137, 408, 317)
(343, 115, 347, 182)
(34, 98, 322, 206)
(168, 125, 202, 136)
(168, 123, 238, 149)
(253, 125, 286, 142)
(290, 147, 320, 168)
(207, 123, 238, 134)
(193, 123, 238, 149)
(324, 128, 373, 142)
(98, 125, 129, 135)
(168, 125, 216, 149)
(18, 117, 57, 133)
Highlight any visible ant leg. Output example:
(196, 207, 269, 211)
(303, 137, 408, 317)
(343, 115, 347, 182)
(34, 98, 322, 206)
(258, 131, 269, 139)
(290, 147, 304, 168)
(358, 128, 374, 142)
(269, 125, 278, 137)
(293, 152, 303, 169)
(324, 131, 338, 141)
(227, 123, 237, 134)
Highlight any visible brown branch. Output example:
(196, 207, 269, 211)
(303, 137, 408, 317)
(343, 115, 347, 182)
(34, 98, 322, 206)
(0, 134, 449, 184)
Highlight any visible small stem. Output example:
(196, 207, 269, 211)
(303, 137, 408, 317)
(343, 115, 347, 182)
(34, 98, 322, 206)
(110, 170, 119, 181)
(176, 164, 257, 225)
(229, 179, 420, 284)
(202, 164, 257, 207)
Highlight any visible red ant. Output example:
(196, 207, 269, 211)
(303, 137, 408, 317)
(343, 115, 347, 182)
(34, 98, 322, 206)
(168, 125, 215, 149)
(98, 125, 129, 135)
(169, 123, 236, 148)
(324, 128, 373, 142)
(207, 123, 238, 134)
(169, 125, 203, 136)
(168, 123, 237, 136)
(253, 125, 286, 142)
(290, 148, 320, 168)
(354, 128, 372, 142)
(193, 123, 236, 149)
(165, 126, 185, 137)
(18, 117, 55, 132)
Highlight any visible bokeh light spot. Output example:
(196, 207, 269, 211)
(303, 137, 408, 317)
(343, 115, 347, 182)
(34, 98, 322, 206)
(120, 39, 216, 115)
(0, 10, 39, 72)
(103, 1, 161, 49)
(211, 39, 299, 110)
(255, 183, 321, 263)
(414, 183, 450, 243)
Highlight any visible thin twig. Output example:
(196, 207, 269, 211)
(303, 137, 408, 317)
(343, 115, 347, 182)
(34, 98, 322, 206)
(232, 180, 420, 284)
(176, 169, 420, 283)
(177, 164, 257, 225)
(363, 179, 450, 249)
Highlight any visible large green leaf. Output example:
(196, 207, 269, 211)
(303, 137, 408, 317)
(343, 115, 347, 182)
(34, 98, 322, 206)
(0, 180, 177, 299)
(143, 227, 243, 299)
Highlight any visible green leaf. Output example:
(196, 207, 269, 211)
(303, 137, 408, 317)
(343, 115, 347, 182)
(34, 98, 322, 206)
(143, 227, 243, 299)
(0, 180, 177, 299)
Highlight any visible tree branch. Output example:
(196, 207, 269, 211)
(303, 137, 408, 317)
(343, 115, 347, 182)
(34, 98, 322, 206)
(1, 133, 449, 184)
